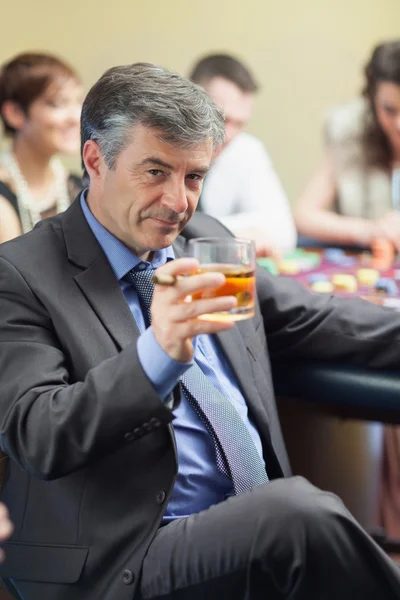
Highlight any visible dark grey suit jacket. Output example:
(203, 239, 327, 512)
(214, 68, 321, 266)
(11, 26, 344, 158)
(0, 198, 399, 599)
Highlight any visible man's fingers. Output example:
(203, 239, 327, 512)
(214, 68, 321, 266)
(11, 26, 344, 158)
(154, 271, 228, 300)
(154, 259, 229, 299)
(172, 272, 227, 296)
(155, 257, 200, 277)
(169, 295, 238, 322)
(171, 315, 236, 340)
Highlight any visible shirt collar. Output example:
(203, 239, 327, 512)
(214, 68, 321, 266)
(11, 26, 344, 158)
(80, 190, 175, 280)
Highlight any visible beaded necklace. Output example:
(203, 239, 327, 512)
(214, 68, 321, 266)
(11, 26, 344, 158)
(1, 149, 70, 234)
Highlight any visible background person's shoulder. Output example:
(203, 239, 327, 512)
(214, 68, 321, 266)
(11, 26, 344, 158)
(0, 213, 63, 268)
(229, 132, 267, 155)
(324, 97, 366, 144)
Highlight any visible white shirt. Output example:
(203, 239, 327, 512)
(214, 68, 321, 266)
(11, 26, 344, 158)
(201, 133, 297, 253)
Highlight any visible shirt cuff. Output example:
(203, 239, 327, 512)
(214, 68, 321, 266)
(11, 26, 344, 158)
(137, 327, 193, 401)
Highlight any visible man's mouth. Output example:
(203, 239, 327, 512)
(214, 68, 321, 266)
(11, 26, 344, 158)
(151, 217, 181, 227)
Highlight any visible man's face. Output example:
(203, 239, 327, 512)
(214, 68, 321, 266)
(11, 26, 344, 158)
(204, 76, 255, 148)
(86, 124, 213, 259)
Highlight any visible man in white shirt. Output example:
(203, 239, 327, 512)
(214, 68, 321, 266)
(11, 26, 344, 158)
(189, 54, 297, 257)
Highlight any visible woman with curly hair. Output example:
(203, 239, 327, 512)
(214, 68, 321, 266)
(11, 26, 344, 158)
(294, 40, 400, 250)
(0, 52, 83, 243)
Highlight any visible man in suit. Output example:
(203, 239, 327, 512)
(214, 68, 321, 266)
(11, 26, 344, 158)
(0, 62, 400, 600)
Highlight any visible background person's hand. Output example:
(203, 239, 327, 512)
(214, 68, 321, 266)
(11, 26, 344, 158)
(254, 242, 283, 261)
(0, 503, 13, 562)
(370, 211, 400, 250)
(234, 227, 282, 261)
(151, 258, 238, 362)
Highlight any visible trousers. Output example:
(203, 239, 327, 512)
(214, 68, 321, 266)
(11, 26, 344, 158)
(137, 477, 400, 599)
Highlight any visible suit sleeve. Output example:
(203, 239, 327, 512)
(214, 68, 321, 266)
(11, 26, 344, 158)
(0, 257, 174, 480)
(256, 266, 400, 368)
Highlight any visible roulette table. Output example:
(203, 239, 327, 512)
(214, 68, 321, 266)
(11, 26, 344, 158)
(257, 245, 400, 533)
(258, 247, 400, 310)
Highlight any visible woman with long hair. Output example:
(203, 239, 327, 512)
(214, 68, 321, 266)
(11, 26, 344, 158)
(295, 39, 400, 552)
(294, 40, 400, 250)
(0, 52, 83, 243)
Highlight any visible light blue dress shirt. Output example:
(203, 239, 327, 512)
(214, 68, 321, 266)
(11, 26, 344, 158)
(80, 192, 265, 522)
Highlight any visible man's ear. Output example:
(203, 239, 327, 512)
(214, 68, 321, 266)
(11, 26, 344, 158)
(1, 101, 26, 132)
(82, 140, 107, 184)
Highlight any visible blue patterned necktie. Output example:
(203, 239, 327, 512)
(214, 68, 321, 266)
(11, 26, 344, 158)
(125, 267, 268, 494)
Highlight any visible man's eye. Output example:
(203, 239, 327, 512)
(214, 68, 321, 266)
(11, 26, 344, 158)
(187, 174, 202, 181)
(148, 169, 164, 176)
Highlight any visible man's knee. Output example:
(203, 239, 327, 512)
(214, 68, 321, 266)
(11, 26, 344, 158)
(255, 476, 351, 537)
(236, 477, 355, 593)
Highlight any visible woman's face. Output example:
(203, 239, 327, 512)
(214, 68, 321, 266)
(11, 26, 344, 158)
(20, 77, 83, 156)
(374, 81, 400, 153)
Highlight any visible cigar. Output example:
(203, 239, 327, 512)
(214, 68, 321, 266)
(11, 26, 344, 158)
(152, 274, 178, 286)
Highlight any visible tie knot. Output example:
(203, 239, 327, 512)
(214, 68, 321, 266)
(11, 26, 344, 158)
(125, 267, 155, 286)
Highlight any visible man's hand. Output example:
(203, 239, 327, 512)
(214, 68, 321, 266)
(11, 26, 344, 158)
(151, 258, 238, 362)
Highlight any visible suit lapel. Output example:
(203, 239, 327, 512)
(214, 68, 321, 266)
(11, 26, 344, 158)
(74, 257, 140, 350)
(62, 198, 139, 350)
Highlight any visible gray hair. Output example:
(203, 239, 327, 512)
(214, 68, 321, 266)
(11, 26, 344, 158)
(81, 62, 225, 179)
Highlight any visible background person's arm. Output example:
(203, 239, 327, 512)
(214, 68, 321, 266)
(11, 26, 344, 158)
(0, 196, 22, 243)
(294, 154, 378, 246)
(0, 503, 13, 562)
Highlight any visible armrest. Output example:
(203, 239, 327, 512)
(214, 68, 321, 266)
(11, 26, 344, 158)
(271, 359, 400, 424)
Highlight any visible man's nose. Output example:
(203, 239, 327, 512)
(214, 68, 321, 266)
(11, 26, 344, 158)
(162, 178, 188, 214)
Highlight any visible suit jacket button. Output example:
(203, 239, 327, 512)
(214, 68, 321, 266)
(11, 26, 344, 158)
(121, 569, 134, 585)
(124, 432, 135, 442)
(156, 490, 166, 504)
